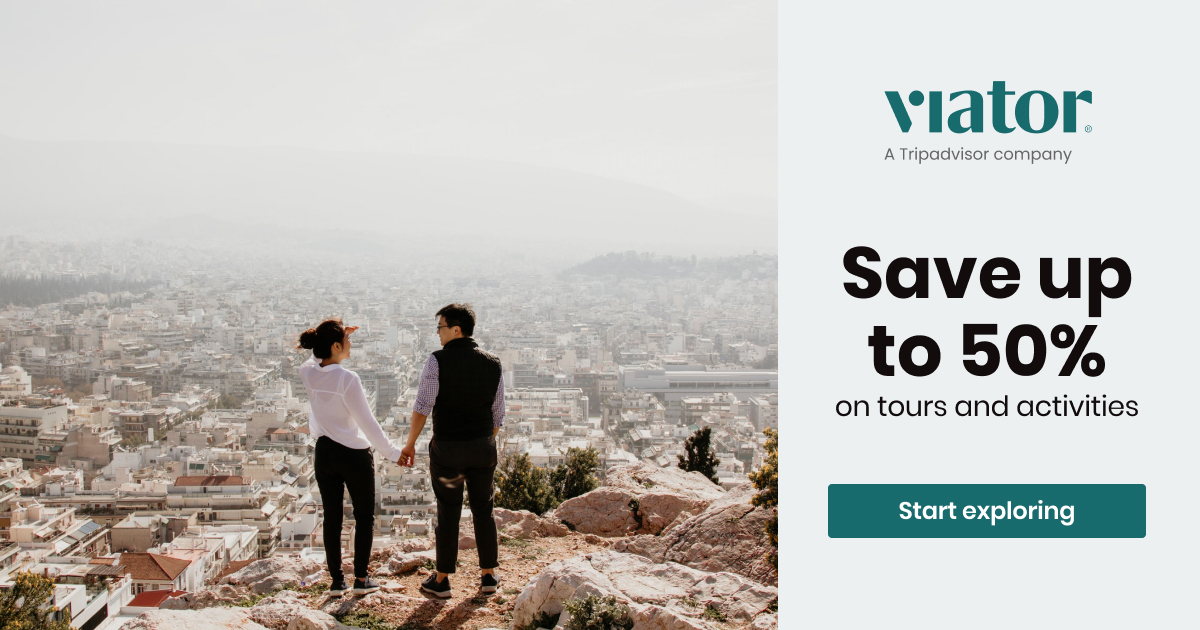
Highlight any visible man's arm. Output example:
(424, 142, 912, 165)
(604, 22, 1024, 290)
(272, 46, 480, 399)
(491, 374, 505, 438)
(401, 356, 438, 466)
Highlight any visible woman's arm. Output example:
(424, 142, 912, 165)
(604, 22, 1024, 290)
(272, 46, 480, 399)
(344, 372, 404, 463)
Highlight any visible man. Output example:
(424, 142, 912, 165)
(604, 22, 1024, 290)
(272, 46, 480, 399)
(399, 303, 503, 599)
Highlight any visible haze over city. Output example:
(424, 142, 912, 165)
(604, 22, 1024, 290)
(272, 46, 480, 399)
(0, 2, 776, 259)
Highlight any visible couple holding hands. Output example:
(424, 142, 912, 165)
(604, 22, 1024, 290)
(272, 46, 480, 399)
(297, 303, 502, 599)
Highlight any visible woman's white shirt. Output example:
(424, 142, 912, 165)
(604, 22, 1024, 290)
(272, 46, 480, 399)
(299, 355, 402, 462)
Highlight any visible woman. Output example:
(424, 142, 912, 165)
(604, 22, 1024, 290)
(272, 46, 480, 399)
(298, 319, 403, 596)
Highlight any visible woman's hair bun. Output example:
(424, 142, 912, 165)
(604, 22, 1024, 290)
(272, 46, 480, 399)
(298, 328, 318, 350)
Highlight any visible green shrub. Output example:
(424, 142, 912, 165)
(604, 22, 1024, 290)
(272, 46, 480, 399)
(747, 428, 778, 569)
(293, 581, 330, 597)
(333, 610, 395, 630)
(497, 448, 601, 516)
(550, 446, 601, 501)
(495, 453, 560, 514)
(701, 603, 727, 622)
(562, 594, 634, 630)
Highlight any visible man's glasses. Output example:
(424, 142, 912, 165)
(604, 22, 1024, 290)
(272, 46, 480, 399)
(436, 325, 451, 331)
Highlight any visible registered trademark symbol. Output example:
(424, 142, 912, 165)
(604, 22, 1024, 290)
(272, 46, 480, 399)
(1085, 125, 1092, 133)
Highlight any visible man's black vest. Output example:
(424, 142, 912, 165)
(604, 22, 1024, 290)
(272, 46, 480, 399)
(431, 337, 502, 441)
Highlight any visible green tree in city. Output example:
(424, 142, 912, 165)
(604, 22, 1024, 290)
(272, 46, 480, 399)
(747, 428, 778, 569)
(677, 426, 721, 485)
(212, 393, 243, 409)
(550, 446, 600, 502)
(117, 435, 145, 449)
(0, 571, 72, 630)
(494, 453, 559, 515)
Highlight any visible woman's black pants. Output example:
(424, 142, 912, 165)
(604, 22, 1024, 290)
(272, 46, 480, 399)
(314, 436, 376, 581)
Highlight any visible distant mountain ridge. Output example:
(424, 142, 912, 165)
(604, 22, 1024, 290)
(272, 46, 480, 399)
(563, 251, 777, 279)
(0, 136, 776, 257)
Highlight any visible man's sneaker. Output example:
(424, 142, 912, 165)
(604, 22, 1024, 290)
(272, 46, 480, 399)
(420, 573, 453, 599)
(352, 577, 381, 595)
(480, 573, 500, 594)
(327, 577, 349, 596)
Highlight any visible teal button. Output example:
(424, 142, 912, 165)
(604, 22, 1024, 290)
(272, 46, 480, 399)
(828, 484, 1145, 538)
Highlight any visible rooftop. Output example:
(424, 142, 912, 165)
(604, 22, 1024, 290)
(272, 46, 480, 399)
(127, 589, 188, 608)
(118, 552, 192, 581)
(173, 475, 246, 487)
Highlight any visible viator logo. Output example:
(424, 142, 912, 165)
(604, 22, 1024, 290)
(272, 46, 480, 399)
(886, 81, 1091, 133)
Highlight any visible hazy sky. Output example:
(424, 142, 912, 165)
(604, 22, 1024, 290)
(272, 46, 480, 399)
(0, 1, 775, 204)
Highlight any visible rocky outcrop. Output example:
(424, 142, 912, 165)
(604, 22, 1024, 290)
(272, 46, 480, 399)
(459, 525, 477, 549)
(124, 607, 366, 630)
(370, 537, 435, 563)
(319, 590, 425, 618)
(160, 587, 327, 629)
(493, 507, 570, 538)
(122, 609, 269, 630)
(554, 488, 642, 536)
(162, 584, 249, 610)
(286, 609, 353, 630)
(614, 484, 776, 586)
(604, 462, 727, 503)
(554, 462, 725, 537)
(246, 590, 313, 629)
(510, 550, 777, 630)
(383, 551, 429, 575)
(222, 556, 325, 594)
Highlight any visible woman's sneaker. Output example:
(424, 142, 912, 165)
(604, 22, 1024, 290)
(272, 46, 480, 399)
(420, 573, 453, 598)
(481, 573, 500, 594)
(353, 577, 381, 595)
(328, 578, 349, 596)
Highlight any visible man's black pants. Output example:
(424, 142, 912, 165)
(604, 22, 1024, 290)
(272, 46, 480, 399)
(314, 436, 376, 581)
(429, 434, 498, 574)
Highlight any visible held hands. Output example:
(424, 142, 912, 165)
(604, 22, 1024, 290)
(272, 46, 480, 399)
(398, 444, 416, 467)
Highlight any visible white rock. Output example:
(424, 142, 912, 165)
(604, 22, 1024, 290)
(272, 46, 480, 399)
(635, 492, 709, 535)
(554, 487, 641, 536)
(161, 584, 247, 610)
(224, 557, 324, 595)
(122, 609, 268, 630)
(370, 537, 435, 563)
(385, 552, 428, 575)
(285, 609, 354, 630)
(555, 462, 725, 537)
(248, 590, 311, 629)
(604, 462, 725, 503)
(510, 551, 776, 630)
(617, 483, 777, 586)
(493, 507, 570, 538)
